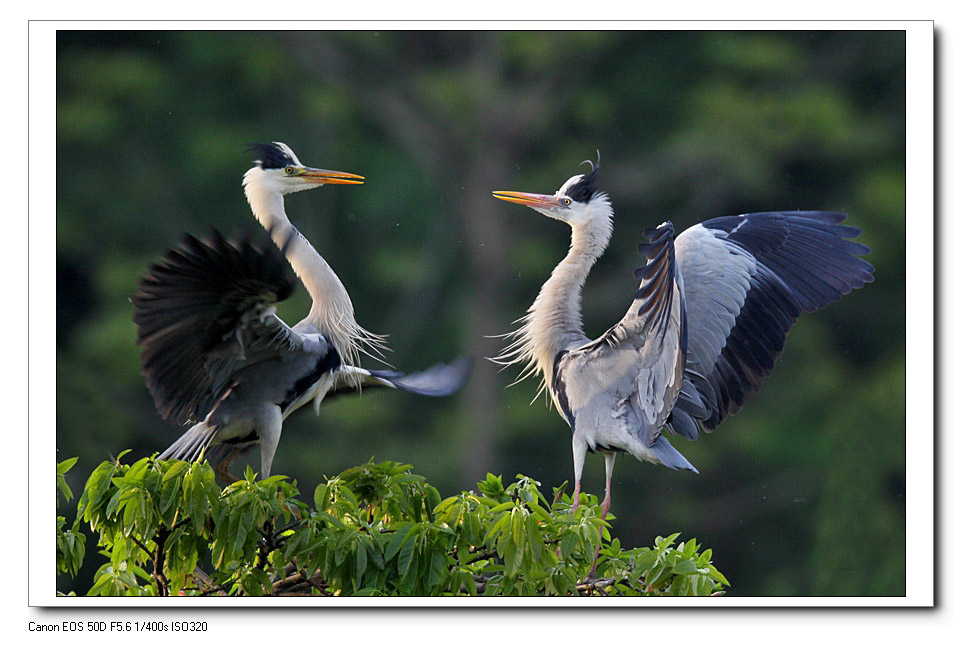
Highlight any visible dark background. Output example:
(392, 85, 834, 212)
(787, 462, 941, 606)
(56, 30, 906, 596)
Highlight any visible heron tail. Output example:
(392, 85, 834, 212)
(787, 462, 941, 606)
(649, 435, 699, 473)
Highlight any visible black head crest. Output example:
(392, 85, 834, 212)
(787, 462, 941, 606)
(245, 142, 295, 170)
(565, 151, 602, 203)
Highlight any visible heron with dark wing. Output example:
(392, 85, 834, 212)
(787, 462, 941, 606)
(133, 142, 469, 480)
(493, 155, 873, 576)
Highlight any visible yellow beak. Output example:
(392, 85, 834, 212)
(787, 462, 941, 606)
(299, 167, 365, 185)
(492, 190, 562, 208)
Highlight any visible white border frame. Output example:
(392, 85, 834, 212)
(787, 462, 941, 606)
(26, 20, 933, 614)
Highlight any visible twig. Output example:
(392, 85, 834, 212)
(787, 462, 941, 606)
(471, 573, 493, 595)
(463, 548, 498, 566)
(272, 571, 306, 592)
(305, 569, 330, 595)
(197, 571, 237, 597)
(577, 577, 618, 594)
(191, 567, 228, 596)
(128, 535, 153, 559)
(152, 526, 170, 596)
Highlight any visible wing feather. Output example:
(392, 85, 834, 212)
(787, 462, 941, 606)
(673, 211, 874, 432)
(132, 229, 303, 426)
(324, 358, 472, 400)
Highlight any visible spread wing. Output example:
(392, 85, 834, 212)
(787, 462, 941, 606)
(556, 223, 686, 445)
(132, 229, 305, 426)
(670, 211, 874, 437)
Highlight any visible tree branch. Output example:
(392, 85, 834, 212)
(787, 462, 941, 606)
(152, 526, 170, 596)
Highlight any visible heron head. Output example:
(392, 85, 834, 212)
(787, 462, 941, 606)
(243, 142, 364, 197)
(493, 154, 609, 228)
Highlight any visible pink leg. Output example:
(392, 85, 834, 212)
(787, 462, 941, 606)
(588, 454, 616, 579)
(558, 479, 584, 561)
(214, 448, 242, 484)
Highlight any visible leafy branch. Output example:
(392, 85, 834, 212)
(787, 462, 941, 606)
(63, 454, 729, 597)
(56, 456, 86, 583)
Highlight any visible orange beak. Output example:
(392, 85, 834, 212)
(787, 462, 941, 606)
(492, 190, 562, 208)
(299, 168, 365, 185)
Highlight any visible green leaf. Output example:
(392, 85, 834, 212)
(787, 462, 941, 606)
(384, 523, 415, 561)
(427, 550, 447, 590)
(483, 511, 510, 546)
(425, 485, 442, 521)
(706, 563, 731, 587)
(314, 483, 330, 510)
(525, 512, 542, 562)
(235, 506, 254, 555)
(162, 460, 189, 482)
(502, 538, 519, 576)
(488, 501, 516, 515)
(528, 499, 554, 524)
(668, 575, 691, 596)
(511, 509, 524, 546)
(57, 456, 79, 475)
(366, 539, 385, 570)
(632, 549, 658, 573)
(354, 541, 367, 586)
(397, 532, 416, 578)
(671, 558, 701, 576)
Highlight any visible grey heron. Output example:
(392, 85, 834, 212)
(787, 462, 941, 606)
(133, 142, 468, 479)
(493, 157, 873, 572)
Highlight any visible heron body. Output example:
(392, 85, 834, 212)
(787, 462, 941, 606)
(134, 143, 468, 478)
(493, 158, 873, 572)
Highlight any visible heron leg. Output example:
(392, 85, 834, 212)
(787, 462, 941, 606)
(257, 406, 283, 479)
(588, 452, 616, 579)
(214, 449, 243, 484)
(600, 452, 615, 523)
(571, 436, 587, 511)
(559, 479, 583, 562)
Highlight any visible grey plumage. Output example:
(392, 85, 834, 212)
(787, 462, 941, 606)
(134, 143, 469, 478)
(493, 160, 872, 575)
(132, 229, 300, 427)
(136, 228, 343, 475)
(675, 212, 873, 432)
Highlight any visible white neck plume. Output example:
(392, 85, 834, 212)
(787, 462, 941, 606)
(494, 197, 614, 404)
(243, 171, 386, 373)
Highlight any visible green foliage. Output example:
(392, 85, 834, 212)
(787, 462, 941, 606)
(70, 455, 727, 597)
(57, 457, 86, 580)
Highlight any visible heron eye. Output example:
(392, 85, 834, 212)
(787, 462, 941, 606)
(284, 166, 295, 175)
(562, 197, 572, 206)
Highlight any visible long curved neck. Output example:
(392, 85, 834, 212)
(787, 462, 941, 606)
(243, 178, 376, 369)
(495, 200, 613, 399)
(528, 220, 611, 366)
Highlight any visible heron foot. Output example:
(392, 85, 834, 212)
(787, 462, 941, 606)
(588, 546, 601, 580)
(214, 450, 243, 483)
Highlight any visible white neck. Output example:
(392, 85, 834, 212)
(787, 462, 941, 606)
(494, 197, 613, 402)
(243, 173, 385, 370)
